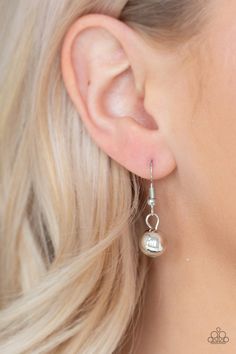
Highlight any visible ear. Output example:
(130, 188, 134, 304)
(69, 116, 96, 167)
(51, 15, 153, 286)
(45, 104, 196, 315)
(61, 14, 176, 179)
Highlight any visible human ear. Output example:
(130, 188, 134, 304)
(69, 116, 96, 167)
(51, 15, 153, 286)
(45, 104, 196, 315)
(61, 14, 176, 179)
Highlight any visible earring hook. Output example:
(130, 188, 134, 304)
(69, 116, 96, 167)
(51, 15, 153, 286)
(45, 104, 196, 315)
(147, 159, 156, 216)
(150, 159, 153, 182)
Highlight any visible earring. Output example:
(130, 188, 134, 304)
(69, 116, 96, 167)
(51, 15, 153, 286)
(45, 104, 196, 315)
(139, 159, 166, 257)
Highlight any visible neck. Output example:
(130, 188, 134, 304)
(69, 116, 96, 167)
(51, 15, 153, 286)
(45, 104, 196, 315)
(131, 171, 236, 354)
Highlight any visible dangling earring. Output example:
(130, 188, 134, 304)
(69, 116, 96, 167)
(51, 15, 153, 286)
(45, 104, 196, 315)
(139, 159, 166, 257)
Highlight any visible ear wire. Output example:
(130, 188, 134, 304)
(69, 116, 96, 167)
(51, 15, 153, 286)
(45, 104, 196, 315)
(148, 159, 155, 215)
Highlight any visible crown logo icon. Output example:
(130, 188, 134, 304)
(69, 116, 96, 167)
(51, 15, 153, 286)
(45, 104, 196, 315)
(208, 327, 229, 344)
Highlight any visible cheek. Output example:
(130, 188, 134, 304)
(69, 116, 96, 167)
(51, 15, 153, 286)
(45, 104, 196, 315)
(203, 38, 236, 146)
(178, 24, 236, 244)
(197, 50, 236, 171)
(197, 2, 236, 166)
(196, 22, 236, 174)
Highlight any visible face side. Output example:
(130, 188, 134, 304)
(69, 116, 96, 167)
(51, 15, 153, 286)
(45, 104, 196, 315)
(145, 0, 236, 254)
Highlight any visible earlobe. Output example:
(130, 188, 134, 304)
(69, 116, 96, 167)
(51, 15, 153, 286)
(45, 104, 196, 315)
(61, 14, 176, 179)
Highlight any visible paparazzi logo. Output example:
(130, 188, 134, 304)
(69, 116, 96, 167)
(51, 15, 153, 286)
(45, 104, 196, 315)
(208, 327, 229, 344)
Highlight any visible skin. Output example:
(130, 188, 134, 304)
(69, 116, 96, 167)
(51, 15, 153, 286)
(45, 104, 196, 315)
(61, 2, 236, 352)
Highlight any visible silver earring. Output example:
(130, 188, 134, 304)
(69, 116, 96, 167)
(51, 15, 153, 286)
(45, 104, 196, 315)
(139, 159, 166, 257)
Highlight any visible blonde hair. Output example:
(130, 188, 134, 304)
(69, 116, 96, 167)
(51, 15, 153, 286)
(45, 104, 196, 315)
(0, 1, 206, 353)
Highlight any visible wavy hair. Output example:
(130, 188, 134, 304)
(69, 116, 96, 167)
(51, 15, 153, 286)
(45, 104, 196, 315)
(0, 1, 207, 353)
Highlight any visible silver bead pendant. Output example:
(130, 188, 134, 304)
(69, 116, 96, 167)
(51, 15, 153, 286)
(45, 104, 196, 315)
(139, 230, 165, 257)
(139, 213, 166, 257)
